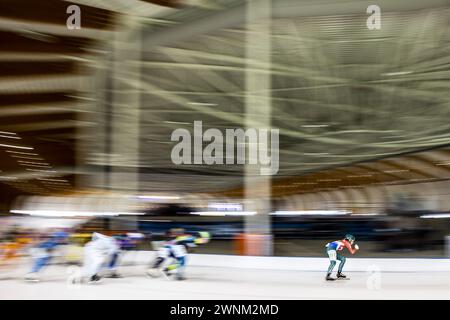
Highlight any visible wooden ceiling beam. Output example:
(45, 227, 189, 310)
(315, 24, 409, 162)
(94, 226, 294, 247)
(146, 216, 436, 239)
(0, 31, 95, 54)
(0, 0, 116, 30)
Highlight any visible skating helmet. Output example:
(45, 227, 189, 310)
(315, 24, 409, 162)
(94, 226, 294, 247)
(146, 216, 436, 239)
(345, 234, 355, 242)
(51, 231, 69, 242)
(194, 231, 210, 244)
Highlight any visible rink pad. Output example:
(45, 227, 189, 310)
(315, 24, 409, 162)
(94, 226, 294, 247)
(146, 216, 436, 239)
(119, 251, 450, 272)
(1, 253, 450, 299)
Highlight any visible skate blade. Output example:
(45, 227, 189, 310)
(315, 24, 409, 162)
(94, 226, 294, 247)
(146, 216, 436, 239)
(160, 270, 171, 281)
(25, 279, 39, 283)
(337, 278, 350, 280)
(146, 269, 160, 278)
(88, 279, 103, 284)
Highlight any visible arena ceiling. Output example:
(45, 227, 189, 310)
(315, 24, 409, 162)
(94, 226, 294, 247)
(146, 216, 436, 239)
(0, 0, 449, 199)
(136, 0, 450, 194)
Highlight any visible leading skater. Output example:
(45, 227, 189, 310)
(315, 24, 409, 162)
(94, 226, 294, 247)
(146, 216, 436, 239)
(325, 234, 359, 281)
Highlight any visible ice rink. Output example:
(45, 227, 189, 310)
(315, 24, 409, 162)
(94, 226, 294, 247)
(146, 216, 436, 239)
(1, 254, 450, 299)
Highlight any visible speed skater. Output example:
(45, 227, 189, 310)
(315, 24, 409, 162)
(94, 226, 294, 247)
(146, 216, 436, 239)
(325, 234, 359, 281)
(147, 231, 210, 281)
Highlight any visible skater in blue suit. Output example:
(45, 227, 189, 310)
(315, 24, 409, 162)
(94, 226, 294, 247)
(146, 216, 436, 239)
(25, 231, 68, 282)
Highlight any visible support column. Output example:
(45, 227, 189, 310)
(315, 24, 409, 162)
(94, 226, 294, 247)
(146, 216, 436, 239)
(80, 44, 110, 191)
(109, 17, 142, 194)
(105, 17, 143, 231)
(244, 0, 273, 256)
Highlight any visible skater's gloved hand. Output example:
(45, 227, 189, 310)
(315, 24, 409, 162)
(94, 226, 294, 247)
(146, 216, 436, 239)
(354, 244, 359, 250)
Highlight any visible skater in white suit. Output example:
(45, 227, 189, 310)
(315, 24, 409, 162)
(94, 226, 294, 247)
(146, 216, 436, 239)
(82, 232, 119, 283)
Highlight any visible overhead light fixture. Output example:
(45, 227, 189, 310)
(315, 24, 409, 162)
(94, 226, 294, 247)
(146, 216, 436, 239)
(26, 169, 57, 173)
(0, 144, 33, 150)
(274, 185, 298, 188)
(294, 182, 317, 185)
(272, 210, 350, 216)
(347, 175, 372, 178)
(12, 155, 45, 161)
(137, 195, 180, 200)
(11, 209, 146, 217)
(21, 164, 52, 169)
(18, 160, 50, 166)
(382, 71, 412, 76)
(188, 102, 217, 106)
(164, 121, 190, 125)
(420, 214, 450, 219)
(208, 203, 243, 211)
(42, 181, 70, 185)
(190, 211, 256, 216)
(301, 124, 329, 128)
(0, 176, 18, 181)
(38, 178, 68, 182)
(6, 151, 38, 156)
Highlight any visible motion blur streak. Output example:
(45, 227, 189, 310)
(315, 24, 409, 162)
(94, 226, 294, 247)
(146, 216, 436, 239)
(0, 0, 449, 300)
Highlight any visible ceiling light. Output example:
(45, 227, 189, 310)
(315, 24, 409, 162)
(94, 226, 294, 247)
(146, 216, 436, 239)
(272, 210, 350, 216)
(190, 211, 256, 216)
(137, 195, 180, 200)
(383, 170, 409, 173)
(0, 176, 18, 181)
(11, 209, 145, 217)
(420, 214, 450, 219)
(164, 121, 190, 125)
(6, 151, 38, 156)
(188, 102, 217, 106)
(26, 169, 57, 173)
(301, 124, 329, 128)
(18, 160, 50, 166)
(293, 182, 317, 185)
(38, 178, 68, 182)
(382, 71, 412, 76)
(0, 144, 33, 150)
(12, 155, 45, 161)
(208, 203, 243, 211)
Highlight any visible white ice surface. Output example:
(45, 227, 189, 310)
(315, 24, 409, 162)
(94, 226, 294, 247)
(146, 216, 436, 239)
(1, 255, 450, 300)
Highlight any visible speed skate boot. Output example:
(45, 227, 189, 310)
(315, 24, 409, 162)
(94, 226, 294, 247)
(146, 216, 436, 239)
(325, 273, 335, 281)
(25, 272, 39, 282)
(176, 270, 186, 281)
(106, 271, 122, 278)
(88, 274, 102, 284)
(337, 272, 347, 279)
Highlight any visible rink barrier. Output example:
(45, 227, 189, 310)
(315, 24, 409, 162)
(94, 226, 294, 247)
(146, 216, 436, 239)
(119, 251, 450, 272)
